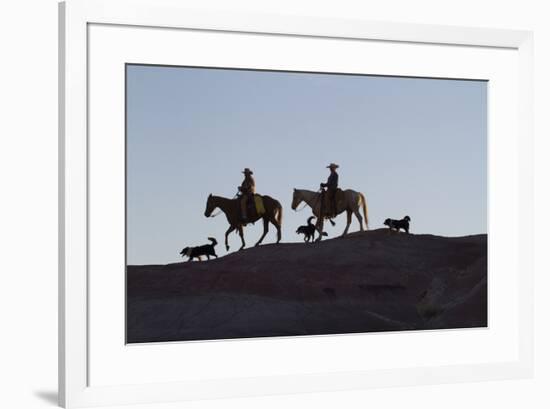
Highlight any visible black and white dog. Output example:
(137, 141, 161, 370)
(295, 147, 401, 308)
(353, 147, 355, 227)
(179, 237, 218, 261)
(296, 216, 327, 243)
(384, 216, 411, 233)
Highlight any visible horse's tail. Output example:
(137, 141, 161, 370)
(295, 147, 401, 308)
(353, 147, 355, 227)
(276, 200, 283, 227)
(307, 215, 315, 226)
(359, 192, 369, 230)
(207, 237, 218, 246)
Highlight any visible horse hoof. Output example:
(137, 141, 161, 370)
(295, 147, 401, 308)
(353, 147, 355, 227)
(226, 246, 230, 251)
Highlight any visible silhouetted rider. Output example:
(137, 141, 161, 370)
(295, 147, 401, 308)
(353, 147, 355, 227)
(238, 168, 256, 221)
(320, 163, 339, 218)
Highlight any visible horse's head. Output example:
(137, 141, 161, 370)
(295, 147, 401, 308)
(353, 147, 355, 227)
(204, 194, 215, 217)
(291, 188, 302, 211)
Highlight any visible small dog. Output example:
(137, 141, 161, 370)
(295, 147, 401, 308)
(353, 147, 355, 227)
(384, 216, 411, 233)
(296, 216, 328, 243)
(179, 237, 218, 261)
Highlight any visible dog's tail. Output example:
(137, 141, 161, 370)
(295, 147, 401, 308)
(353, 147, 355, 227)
(307, 216, 315, 226)
(207, 237, 217, 246)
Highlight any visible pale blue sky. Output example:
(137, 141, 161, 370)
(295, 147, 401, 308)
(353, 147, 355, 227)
(126, 65, 487, 265)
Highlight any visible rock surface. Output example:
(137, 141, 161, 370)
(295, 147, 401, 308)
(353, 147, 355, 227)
(127, 229, 487, 343)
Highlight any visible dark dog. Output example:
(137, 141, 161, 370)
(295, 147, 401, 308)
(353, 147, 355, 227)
(384, 216, 411, 233)
(179, 237, 218, 261)
(296, 216, 328, 243)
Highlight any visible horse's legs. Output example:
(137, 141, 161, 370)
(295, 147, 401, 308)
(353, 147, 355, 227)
(225, 226, 235, 251)
(237, 226, 246, 250)
(342, 210, 352, 236)
(353, 209, 364, 232)
(315, 218, 325, 242)
(255, 218, 269, 247)
(271, 216, 282, 244)
(314, 215, 323, 234)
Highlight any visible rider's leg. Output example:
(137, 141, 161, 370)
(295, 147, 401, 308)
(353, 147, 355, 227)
(330, 189, 337, 218)
(240, 196, 247, 221)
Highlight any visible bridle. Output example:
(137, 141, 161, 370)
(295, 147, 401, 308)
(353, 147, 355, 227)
(206, 192, 239, 218)
(206, 198, 222, 218)
(208, 209, 222, 217)
(293, 189, 322, 213)
(293, 201, 309, 212)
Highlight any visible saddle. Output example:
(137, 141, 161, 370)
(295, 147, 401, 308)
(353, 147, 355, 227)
(243, 194, 266, 221)
(322, 188, 343, 217)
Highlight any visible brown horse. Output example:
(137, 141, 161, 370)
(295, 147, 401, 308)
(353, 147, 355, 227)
(204, 194, 283, 251)
(291, 188, 368, 240)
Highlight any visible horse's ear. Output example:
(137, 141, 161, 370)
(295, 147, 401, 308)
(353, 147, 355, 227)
(209, 193, 212, 198)
(293, 188, 296, 192)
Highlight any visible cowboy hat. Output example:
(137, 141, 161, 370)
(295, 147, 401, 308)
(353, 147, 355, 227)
(242, 168, 253, 174)
(326, 163, 339, 169)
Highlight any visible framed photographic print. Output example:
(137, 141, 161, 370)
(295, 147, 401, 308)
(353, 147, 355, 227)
(125, 64, 489, 344)
(59, 0, 534, 407)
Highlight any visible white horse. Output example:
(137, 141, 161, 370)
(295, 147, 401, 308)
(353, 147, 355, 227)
(291, 188, 369, 240)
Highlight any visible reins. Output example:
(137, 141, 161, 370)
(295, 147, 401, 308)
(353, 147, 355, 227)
(207, 192, 239, 218)
(294, 189, 323, 213)
(294, 202, 309, 212)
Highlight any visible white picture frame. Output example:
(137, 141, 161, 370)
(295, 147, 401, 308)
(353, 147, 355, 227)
(59, 0, 534, 407)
